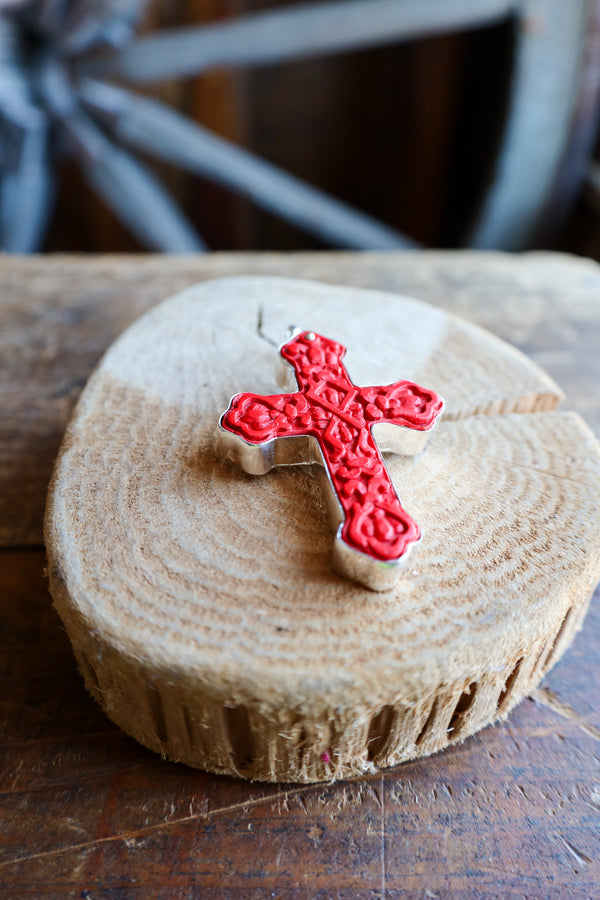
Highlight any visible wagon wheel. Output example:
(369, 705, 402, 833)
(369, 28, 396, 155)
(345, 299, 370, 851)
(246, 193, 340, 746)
(1, 0, 600, 252)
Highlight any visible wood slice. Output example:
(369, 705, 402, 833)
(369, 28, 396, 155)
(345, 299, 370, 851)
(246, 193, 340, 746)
(44, 276, 600, 783)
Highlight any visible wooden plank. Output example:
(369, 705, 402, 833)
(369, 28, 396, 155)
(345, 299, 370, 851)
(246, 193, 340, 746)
(0, 551, 598, 895)
(1, 251, 600, 896)
(2, 251, 600, 546)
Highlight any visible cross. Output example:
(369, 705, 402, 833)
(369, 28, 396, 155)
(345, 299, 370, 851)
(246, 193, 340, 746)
(218, 331, 444, 590)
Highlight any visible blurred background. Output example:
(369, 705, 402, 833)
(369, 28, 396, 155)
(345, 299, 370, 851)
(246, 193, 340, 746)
(3, 0, 600, 256)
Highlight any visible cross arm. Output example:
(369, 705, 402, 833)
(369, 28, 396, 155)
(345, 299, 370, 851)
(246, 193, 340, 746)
(218, 390, 317, 475)
(361, 380, 444, 456)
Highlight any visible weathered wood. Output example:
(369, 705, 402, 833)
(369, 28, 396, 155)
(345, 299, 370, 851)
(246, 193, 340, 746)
(0, 552, 599, 895)
(44, 275, 600, 783)
(3, 251, 600, 546)
(2, 252, 600, 894)
(94, 0, 517, 84)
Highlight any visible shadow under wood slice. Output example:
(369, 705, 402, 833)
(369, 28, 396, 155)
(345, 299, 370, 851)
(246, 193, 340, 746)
(223, 704, 255, 773)
(182, 703, 196, 752)
(497, 658, 523, 713)
(367, 704, 396, 763)
(447, 681, 478, 741)
(415, 698, 440, 750)
(147, 684, 168, 746)
(542, 605, 574, 671)
(529, 600, 583, 688)
(77, 650, 100, 694)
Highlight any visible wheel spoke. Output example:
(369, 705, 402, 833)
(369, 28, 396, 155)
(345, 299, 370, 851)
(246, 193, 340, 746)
(61, 0, 152, 54)
(80, 78, 415, 249)
(36, 0, 71, 36)
(1, 123, 54, 252)
(83, 0, 517, 83)
(66, 112, 206, 251)
(38, 58, 206, 251)
(0, 40, 54, 252)
(468, 0, 595, 249)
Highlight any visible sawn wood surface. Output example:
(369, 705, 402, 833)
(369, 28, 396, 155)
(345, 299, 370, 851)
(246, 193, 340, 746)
(1, 252, 600, 898)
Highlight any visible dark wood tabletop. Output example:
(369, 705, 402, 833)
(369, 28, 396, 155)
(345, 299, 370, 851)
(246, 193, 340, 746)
(2, 252, 600, 899)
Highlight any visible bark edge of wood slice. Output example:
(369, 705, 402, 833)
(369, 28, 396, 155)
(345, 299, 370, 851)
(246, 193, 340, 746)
(45, 276, 600, 783)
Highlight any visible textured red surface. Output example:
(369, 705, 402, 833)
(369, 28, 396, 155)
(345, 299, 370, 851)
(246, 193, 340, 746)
(221, 331, 443, 562)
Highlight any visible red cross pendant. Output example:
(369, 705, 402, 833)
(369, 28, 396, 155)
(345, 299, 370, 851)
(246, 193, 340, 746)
(218, 331, 444, 590)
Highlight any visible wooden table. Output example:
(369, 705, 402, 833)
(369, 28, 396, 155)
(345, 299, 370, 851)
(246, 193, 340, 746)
(2, 252, 600, 898)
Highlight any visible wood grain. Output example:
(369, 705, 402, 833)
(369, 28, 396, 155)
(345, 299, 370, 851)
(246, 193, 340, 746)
(44, 276, 600, 782)
(3, 251, 600, 547)
(1, 552, 600, 896)
(2, 252, 600, 895)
